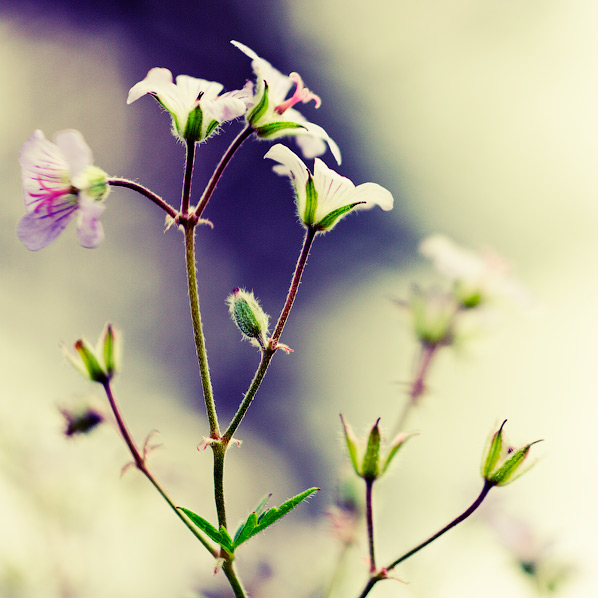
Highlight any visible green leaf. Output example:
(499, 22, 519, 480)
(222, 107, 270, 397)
(218, 526, 235, 555)
(314, 202, 364, 231)
(179, 507, 222, 545)
(232, 487, 319, 549)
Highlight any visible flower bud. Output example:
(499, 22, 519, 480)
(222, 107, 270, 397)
(482, 420, 543, 486)
(60, 403, 104, 436)
(340, 415, 413, 482)
(63, 323, 122, 384)
(226, 288, 270, 350)
(408, 286, 457, 348)
(72, 165, 110, 202)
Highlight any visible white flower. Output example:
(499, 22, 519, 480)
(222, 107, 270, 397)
(127, 68, 247, 142)
(264, 144, 392, 232)
(231, 40, 341, 163)
(17, 130, 108, 251)
(419, 234, 530, 308)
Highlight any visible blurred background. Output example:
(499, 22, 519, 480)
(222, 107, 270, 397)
(1, 0, 596, 596)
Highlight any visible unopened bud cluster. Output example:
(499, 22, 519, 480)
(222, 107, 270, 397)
(340, 415, 411, 482)
(63, 323, 122, 384)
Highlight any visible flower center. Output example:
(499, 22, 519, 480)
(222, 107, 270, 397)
(30, 175, 76, 214)
(274, 72, 321, 115)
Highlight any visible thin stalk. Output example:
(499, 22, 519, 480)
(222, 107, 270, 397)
(108, 178, 178, 219)
(101, 381, 217, 557)
(212, 442, 228, 529)
(223, 227, 317, 442)
(392, 343, 437, 435)
(365, 479, 376, 573)
(194, 125, 253, 219)
(356, 480, 494, 598)
(184, 226, 220, 438)
(271, 227, 317, 346)
(181, 140, 195, 215)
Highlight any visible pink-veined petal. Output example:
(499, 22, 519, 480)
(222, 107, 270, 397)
(77, 195, 105, 249)
(54, 130, 94, 178)
(17, 200, 78, 251)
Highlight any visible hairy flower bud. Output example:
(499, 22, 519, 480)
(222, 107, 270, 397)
(226, 288, 270, 350)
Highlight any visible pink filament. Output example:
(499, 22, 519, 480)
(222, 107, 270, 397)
(274, 72, 321, 115)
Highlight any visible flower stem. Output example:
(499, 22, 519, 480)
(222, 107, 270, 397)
(194, 125, 253, 219)
(223, 227, 317, 442)
(392, 343, 438, 435)
(184, 225, 220, 438)
(101, 381, 217, 557)
(271, 227, 317, 347)
(181, 140, 195, 215)
(108, 178, 178, 219)
(222, 561, 248, 598)
(365, 479, 377, 573)
(356, 480, 494, 597)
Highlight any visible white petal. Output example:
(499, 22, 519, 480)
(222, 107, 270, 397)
(127, 67, 174, 104)
(264, 144, 310, 214)
(419, 234, 484, 281)
(292, 120, 342, 164)
(351, 182, 394, 212)
(54, 129, 93, 177)
(77, 195, 105, 249)
(202, 95, 247, 124)
(17, 201, 77, 250)
(312, 158, 355, 221)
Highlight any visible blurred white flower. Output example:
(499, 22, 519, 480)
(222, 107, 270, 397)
(419, 234, 531, 308)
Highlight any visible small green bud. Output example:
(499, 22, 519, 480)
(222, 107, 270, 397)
(63, 323, 122, 384)
(226, 288, 270, 350)
(482, 420, 543, 486)
(361, 419, 382, 481)
(409, 286, 457, 348)
(340, 416, 412, 482)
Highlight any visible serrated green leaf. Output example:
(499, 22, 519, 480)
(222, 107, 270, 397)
(315, 202, 363, 231)
(218, 526, 235, 555)
(250, 488, 319, 544)
(179, 507, 222, 546)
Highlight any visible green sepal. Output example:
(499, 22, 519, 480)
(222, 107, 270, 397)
(381, 432, 413, 475)
(361, 419, 381, 481)
(184, 106, 203, 143)
(101, 323, 121, 379)
(482, 420, 506, 478)
(74, 339, 107, 384)
(255, 121, 304, 138)
(340, 414, 361, 476)
(303, 174, 318, 226)
(314, 202, 363, 231)
(248, 82, 269, 125)
(205, 119, 220, 139)
(232, 487, 319, 549)
(488, 443, 536, 486)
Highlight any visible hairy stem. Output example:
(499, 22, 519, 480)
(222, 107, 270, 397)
(108, 178, 178, 219)
(184, 225, 220, 437)
(222, 561, 248, 598)
(194, 125, 253, 219)
(101, 381, 217, 556)
(271, 227, 317, 346)
(223, 227, 317, 442)
(356, 480, 494, 597)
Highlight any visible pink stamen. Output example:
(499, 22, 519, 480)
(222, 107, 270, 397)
(274, 72, 322, 115)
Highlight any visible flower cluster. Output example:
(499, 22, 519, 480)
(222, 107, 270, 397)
(17, 42, 391, 250)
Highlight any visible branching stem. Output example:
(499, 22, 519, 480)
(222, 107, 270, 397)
(108, 178, 178, 219)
